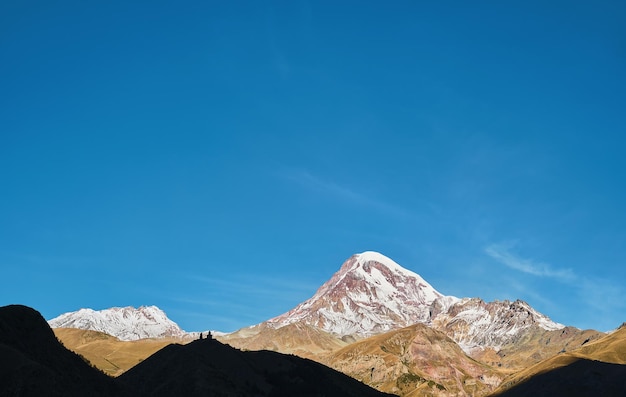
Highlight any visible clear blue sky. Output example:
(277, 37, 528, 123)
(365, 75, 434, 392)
(1, 1, 625, 333)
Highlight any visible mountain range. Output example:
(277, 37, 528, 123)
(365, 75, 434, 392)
(40, 251, 625, 396)
(223, 252, 570, 360)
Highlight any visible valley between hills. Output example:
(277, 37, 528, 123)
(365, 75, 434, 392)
(4, 251, 626, 396)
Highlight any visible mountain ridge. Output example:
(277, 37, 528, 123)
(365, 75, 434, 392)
(257, 251, 566, 355)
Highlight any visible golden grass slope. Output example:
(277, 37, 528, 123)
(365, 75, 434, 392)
(492, 325, 626, 395)
(53, 328, 187, 376)
(573, 324, 626, 363)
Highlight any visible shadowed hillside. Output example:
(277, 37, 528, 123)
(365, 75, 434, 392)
(0, 305, 125, 397)
(119, 337, 397, 397)
(491, 358, 626, 396)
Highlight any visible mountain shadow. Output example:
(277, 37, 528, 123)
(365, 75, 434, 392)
(492, 357, 626, 397)
(119, 337, 397, 397)
(0, 304, 125, 397)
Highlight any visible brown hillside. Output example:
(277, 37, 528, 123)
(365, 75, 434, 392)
(322, 324, 505, 397)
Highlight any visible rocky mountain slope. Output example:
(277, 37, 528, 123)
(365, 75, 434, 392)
(48, 306, 188, 341)
(322, 323, 504, 397)
(472, 325, 604, 371)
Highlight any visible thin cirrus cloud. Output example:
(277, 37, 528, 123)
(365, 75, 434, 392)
(485, 243, 575, 282)
(485, 242, 625, 329)
(282, 169, 409, 218)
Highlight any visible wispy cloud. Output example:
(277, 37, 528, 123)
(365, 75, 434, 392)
(485, 241, 626, 331)
(282, 169, 409, 218)
(485, 243, 575, 281)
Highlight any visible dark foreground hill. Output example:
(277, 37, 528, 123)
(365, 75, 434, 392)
(0, 304, 394, 397)
(119, 336, 396, 396)
(492, 357, 626, 397)
(0, 305, 124, 397)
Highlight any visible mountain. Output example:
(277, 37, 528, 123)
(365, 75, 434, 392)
(322, 323, 504, 397)
(219, 251, 589, 395)
(267, 251, 457, 337)
(261, 251, 564, 355)
(0, 305, 126, 397)
(48, 306, 188, 341)
(118, 336, 396, 397)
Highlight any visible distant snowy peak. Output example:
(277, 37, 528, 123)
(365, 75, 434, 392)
(268, 251, 457, 336)
(48, 305, 187, 341)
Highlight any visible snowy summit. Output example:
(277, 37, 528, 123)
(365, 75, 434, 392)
(268, 251, 456, 336)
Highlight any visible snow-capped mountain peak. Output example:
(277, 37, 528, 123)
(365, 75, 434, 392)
(268, 251, 456, 336)
(48, 305, 187, 341)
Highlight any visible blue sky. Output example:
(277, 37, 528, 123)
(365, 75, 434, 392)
(1, 1, 625, 333)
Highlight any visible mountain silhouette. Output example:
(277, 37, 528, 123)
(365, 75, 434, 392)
(119, 336, 396, 396)
(0, 305, 124, 397)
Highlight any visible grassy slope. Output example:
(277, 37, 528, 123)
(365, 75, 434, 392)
(492, 326, 626, 395)
(53, 328, 185, 376)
